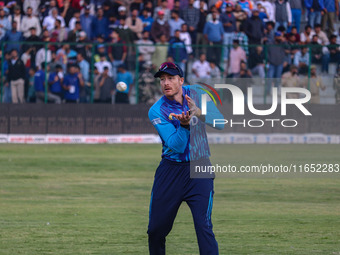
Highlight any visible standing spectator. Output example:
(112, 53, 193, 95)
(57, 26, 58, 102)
(154, 0, 171, 21)
(0, 8, 10, 41)
(233, 4, 248, 30)
(168, 30, 188, 73)
(80, 6, 94, 40)
(273, 0, 292, 31)
(304, 0, 326, 28)
(76, 53, 90, 103)
(281, 65, 302, 98)
(203, 11, 224, 66)
(168, 10, 185, 37)
(63, 64, 84, 103)
(51, 19, 68, 42)
(8, 49, 25, 103)
(258, 0, 275, 21)
(138, 61, 158, 104)
(248, 46, 265, 79)
(95, 52, 113, 76)
(266, 32, 286, 95)
(179, 23, 193, 56)
(328, 35, 340, 65)
(115, 64, 133, 104)
(21, 6, 42, 38)
(215, 0, 234, 14)
(333, 66, 340, 104)
(4, 21, 23, 53)
(42, 7, 65, 32)
(116, 17, 136, 45)
(108, 30, 127, 79)
(303, 65, 325, 103)
(35, 40, 52, 70)
(67, 21, 82, 43)
(300, 24, 314, 44)
(27, 67, 36, 102)
(180, 0, 200, 46)
(192, 53, 211, 79)
(293, 46, 310, 74)
(263, 21, 275, 44)
(220, 3, 236, 61)
(126, 9, 143, 40)
(139, 8, 154, 32)
(34, 63, 61, 103)
(232, 25, 249, 55)
(244, 9, 264, 45)
(8, 5, 23, 32)
(227, 39, 246, 77)
(68, 11, 81, 31)
(92, 7, 109, 39)
(289, 0, 303, 32)
(136, 30, 155, 64)
(322, 0, 339, 36)
(238, 0, 253, 15)
(196, 1, 208, 56)
(48, 64, 64, 100)
(98, 66, 114, 103)
(23, 0, 40, 16)
(150, 10, 170, 42)
(151, 34, 168, 70)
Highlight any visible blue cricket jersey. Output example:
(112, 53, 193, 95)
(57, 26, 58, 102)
(149, 85, 224, 162)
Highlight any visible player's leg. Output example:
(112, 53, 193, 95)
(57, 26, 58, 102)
(147, 160, 183, 255)
(185, 177, 219, 255)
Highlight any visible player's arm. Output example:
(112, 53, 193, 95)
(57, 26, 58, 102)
(149, 108, 189, 154)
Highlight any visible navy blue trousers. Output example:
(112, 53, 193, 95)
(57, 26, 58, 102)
(147, 158, 219, 255)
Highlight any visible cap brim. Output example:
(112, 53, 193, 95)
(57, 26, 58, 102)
(154, 69, 182, 78)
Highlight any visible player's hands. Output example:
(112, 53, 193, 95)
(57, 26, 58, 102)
(185, 95, 201, 117)
(170, 111, 190, 125)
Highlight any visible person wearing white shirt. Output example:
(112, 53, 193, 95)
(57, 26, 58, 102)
(42, 7, 65, 32)
(258, 0, 275, 21)
(8, 5, 23, 32)
(168, 10, 185, 37)
(179, 23, 193, 55)
(21, 6, 42, 37)
(192, 53, 211, 79)
(95, 54, 113, 78)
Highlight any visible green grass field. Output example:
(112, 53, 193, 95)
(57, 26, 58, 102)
(0, 144, 339, 255)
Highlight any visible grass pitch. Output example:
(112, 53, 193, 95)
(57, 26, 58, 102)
(0, 144, 339, 255)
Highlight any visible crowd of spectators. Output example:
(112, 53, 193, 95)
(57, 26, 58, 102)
(0, 0, 339, 104)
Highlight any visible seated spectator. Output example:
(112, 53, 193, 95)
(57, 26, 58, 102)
(154, 0, 171, 21)
(227, 39, 247, 77)
(48, 64, 64, 99)
(92, 7, 109, 39)
(248, 46, 265, 79)
(180, 23, 193, 56)
(21, 6, 42, 38)
(151, 10, 170, 42)
(285, 32, 300, 67)
(293, 46, 310, 74)
(192, 53, 211, 79)
(115, 64, 133, 104)
(34, 63, 61, 104)
(302, 65, 326, 103)
(209, 61, 221, 78)
(310, 34, 329, 73)
(300, 24, 314, 44)
(98, 66, 114, 103)
(43, 7, 65, 32)
(108, 30, 127, 78)
(286, 26, 300, 42)
(139, 8, 154, 32)
(62, 64, 84, 103)
(313, 23, 329, 45)
(327, 35, 340, 65)
(281, 65, 302, 98)
(168, 30, 188, 73)
(136, 30, 155, 64)
(126, 9, 143, 40)
(168, 10, 185, 37)
(273, 0, 292, 31)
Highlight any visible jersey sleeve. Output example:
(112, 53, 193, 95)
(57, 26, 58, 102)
(149, 106, 189, 154)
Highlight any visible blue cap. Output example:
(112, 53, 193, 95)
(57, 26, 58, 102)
(275, 31, 282, 37)
(154, 62, 184, 78)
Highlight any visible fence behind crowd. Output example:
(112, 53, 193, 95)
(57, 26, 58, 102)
(1, 41, 339, 105)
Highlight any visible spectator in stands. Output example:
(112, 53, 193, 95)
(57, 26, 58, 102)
(56, 44, 77, 72)
(150, 10, 170, 42)
(244, 9, 264, 45)
(34, 63, 61, 104)
(63, 64, 84, 103)
(98, 66, 114, 104)
(180, 0, 200, 45)
(27, 67, 35, 102)
(263, 21, 275, 44)
(67, 21, 81, 43)
(209, 61, 221, 79)
(108, 30, 127, 79)
(115, 64, 133, 104)
(303, 65, 325, 103)
(273, 0, 292, 31)
(138, 61, 159, 104)
(220, 3, 236, 61)
(92, 7, 109, 39)
(300, 24, 314, 44)
(168, 29, 188, 73)
(140, 8, 154, 32)
(136, 30, 155, 64)
(304, 0, 326, 28)
(116, 17, 135, 45)
(322, 0, 338, 36)
(95, 53, 113, 77)
(238, 0, 253, 16)
(266, 32, 286, 95)
(51, 18, 68, 42)
(227, 39, 247, 77)
(192, 53, 211, 79)
(310, 34, 330, 73)
(0, 8, 10, 41)
(281, 65, 301, 98)
(258, 0, 275, 22)
(168, 10, 185, 37)
(43, 7, 65, 32)
(68, 11, 81, 31)
(293, 46, 310, 74)
(23, 0, 40, 17)
(215, 0, 234, 14)
(334, 66, 340, 104)
(8, 49, 25, 103)
(248, 46, 265, 79)
(232, 25, 249, 55)
(21, 6, 41, 38)
(233, 4, 247, 31)
(289, 0, 303, 32)
(4, 21, 22, 53)
(9, 5, 23, 32)
(313, 23, 329, 45)
(154, 0, 171, 21)
(257, 3, 269, 23)
(151, 34, 168, 70)
(285, 32, 300, 68)
(76, 53, 90, 103)
(126, 9, 143, 40)
(48, 64, 64, 100)
(196, 1, 208, 56)
(80, 6, 94, 40)
(180, 23, 193, 56)
(203, 11, 224, 66)
(328, 35, 340, 65)
(288, 26, 300, 42)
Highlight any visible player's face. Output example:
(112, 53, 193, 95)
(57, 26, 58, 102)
(160, 74, 184, 99)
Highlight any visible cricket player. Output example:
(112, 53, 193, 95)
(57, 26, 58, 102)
(148, 62, 223, 254)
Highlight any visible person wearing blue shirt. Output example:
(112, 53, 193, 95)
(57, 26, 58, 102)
(34, 64, 61, 103)
(80, 6, 94, 40)
(48, 64, 64, 99)
(139, 9, 154, 32)
(147, 62, 223, 254)
(168, 30, 188, 74)
(321, 0, 339, 35)
(92, 7, 109, 39)
(115, 64, 133, 104)
(4, 21, 23, 53)
(62, 64, 84, 103)
(304, 0, 326, 28)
